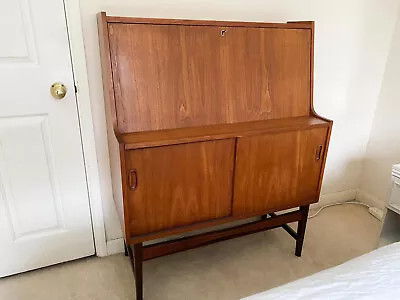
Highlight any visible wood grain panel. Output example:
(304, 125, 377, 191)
(109, 24, 225, 133)
(108, 23, 312, 133)
(233, 128, 328, 216)
(223, 27, 311, 121)
(125, 139, 235, 236)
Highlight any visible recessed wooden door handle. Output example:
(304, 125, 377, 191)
(316, 145, 323, 161)
(129, 169, 138, 190)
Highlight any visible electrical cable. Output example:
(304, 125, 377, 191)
(308, 201, 371, 219)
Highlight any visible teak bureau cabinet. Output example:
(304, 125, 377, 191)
(98, 12, 332, 300)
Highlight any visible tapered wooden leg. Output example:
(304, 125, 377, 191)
(124, 241, 128, 257)
(133, 243, 143, 300)
(295, 205, 310, 257)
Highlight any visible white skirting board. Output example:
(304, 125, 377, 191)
(106, 238, 125, 256)
(356, 189, 385, 210)
(105, 188, 365, 255)
(314, 189, 358, 209)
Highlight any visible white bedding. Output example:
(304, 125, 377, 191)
(243, 242, 400, 300)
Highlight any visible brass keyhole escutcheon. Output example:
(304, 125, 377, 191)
(50, 82, 67, 100)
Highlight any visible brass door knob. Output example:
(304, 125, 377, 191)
(50, 82, 67, 99)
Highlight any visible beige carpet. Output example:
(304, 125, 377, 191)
(0, 205, 381, 300)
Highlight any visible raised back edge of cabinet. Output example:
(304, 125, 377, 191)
(97, 11, 333, 241)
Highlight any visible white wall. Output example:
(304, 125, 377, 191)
(78, 0, 400, 244)
(358, 9, 400, 207)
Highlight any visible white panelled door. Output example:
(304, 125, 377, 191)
(0, 0, 94, 277)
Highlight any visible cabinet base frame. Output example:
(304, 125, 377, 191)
(124, 205, 310, 300)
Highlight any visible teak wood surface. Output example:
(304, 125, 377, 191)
(120, 116, 328, 149)
(108, 23, 312, 133)
(98, 12, 333, 300)
(125, 139, 235, 236)
(233, 127, 328, 215)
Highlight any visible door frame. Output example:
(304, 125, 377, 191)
(63, 0, 107, 256)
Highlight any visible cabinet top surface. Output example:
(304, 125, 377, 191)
(104, 14, 314, 29)
(120, 116, 330, 149)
